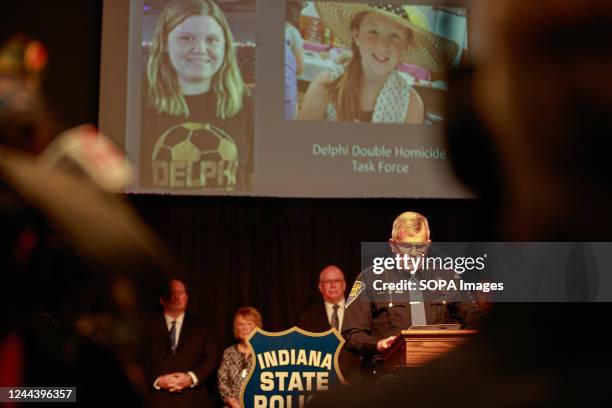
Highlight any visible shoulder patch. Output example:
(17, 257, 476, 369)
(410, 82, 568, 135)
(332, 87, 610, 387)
(346, 280, 366, 308)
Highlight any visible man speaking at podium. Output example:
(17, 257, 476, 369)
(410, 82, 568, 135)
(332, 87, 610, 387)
(342, 212, 475, 377)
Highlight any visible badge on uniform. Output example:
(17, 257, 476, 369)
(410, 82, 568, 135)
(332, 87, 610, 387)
(346, 280, 366, 308)
(240, 327, 346, 408)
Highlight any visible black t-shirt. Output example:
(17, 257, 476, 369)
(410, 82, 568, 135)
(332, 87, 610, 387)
(140, 90, 253, 191)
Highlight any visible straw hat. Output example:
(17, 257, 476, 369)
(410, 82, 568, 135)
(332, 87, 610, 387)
(315, 2, 460, 72)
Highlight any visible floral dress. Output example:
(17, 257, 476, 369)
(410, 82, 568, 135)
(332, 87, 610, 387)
(218, 345, 253, 406)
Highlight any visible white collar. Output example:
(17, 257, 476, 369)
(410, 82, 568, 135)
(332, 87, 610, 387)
(164, 312, 185, 326)
(324, 299, 345, 309)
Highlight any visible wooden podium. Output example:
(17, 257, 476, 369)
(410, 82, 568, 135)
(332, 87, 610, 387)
(382, 329, 477, 368)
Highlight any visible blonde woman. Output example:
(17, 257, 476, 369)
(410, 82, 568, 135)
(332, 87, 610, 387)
(217, 307, 262, 408)
(299, 3, 458, 124)
(141, 0, 253, 190)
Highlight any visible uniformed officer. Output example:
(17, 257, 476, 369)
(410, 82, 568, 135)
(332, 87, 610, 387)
(342, 211, 473, 375)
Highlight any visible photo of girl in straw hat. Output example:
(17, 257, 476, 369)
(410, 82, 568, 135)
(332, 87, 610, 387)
(297, 2, 464, 124)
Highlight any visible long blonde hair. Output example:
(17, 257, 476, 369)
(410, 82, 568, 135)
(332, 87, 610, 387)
(146, 0, 246, 119)
(327, 12, 413, 121)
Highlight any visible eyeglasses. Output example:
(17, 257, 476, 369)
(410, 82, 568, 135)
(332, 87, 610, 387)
(393, 241, 430, 255)
(320, 279, 344, 285)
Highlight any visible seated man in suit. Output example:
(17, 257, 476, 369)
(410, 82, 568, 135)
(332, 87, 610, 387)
(147, 279, 217, 408)
(299, 265, 346, 333)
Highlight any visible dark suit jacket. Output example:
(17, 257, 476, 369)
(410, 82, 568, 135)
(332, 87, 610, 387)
(298, 302, 331, 333)
(298, 301, 360, 383)
(147, 313, 217, 408)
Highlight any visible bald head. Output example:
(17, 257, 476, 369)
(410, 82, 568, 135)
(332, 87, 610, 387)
(318, 265, 346, 304)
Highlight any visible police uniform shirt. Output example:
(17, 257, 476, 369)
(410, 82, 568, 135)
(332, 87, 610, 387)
(342, 266, 471, 357)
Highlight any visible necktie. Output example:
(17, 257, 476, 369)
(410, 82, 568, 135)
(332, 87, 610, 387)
(409, 278, 427, 326)
(169, 320, 177, 355)
(330, 304, 340, 331)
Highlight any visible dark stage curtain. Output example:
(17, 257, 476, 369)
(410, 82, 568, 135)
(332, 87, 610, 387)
(130, 195, 497, 351)
(1, 1, 498, 350)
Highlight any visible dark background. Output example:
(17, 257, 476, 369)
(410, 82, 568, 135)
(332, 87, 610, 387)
(1, 0, 497, 353)
(5, 3, 612, 408)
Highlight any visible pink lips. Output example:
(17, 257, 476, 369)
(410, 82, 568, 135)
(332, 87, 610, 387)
(187, 56, 213, 65)
(372, 53, 390, 64)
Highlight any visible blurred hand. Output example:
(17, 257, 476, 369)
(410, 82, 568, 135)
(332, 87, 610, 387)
(156, 374, 174, 390)
(167, 372, 193, 392)
(376, 335, 397, 352)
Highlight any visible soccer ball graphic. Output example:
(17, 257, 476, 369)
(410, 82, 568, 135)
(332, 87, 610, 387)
(151, 122, 238, 163)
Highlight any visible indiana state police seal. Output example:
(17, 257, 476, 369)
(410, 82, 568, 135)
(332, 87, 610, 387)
(240, 327, 346, 408)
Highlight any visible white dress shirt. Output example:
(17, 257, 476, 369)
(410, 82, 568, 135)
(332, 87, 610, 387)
(324, 299, 345, 331)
